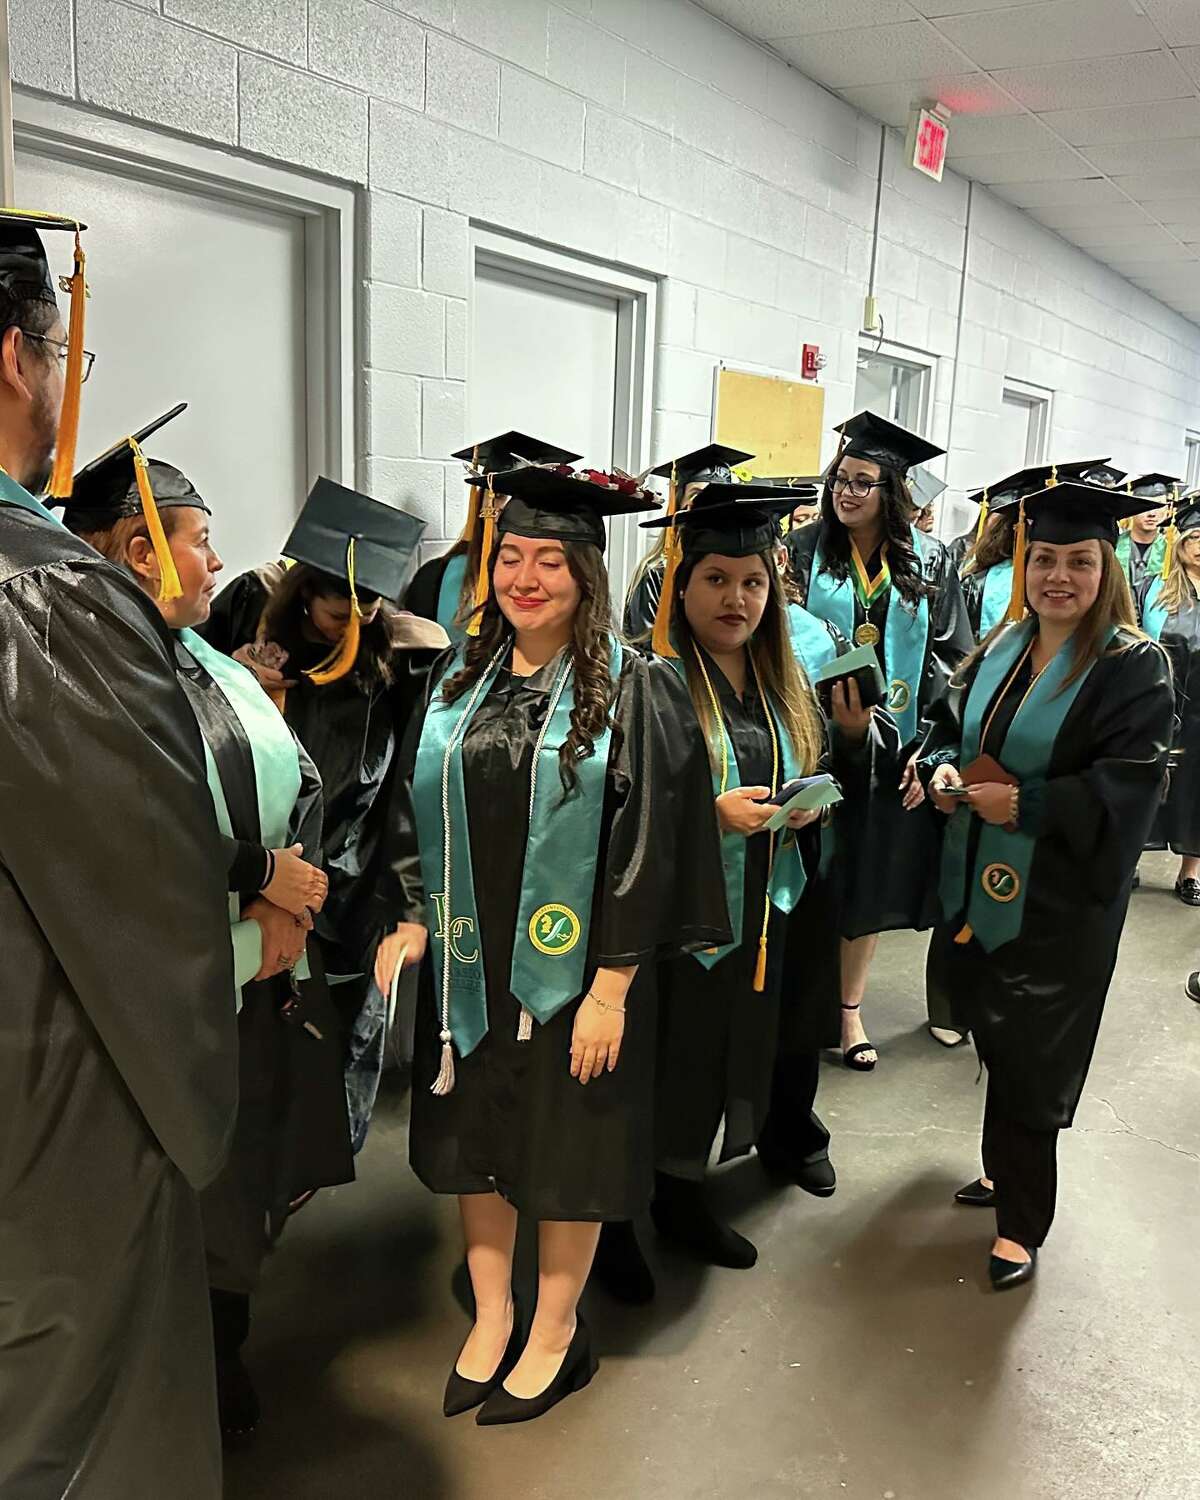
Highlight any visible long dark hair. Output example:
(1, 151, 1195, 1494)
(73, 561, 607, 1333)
(441, 539, 618, 796)
(261, 563, 397, 690)
(963, 510, 1016, 575)
(814, 459, 932, 605)
(673, 549, 823, 776)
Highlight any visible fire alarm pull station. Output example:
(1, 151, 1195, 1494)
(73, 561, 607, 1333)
(802, 344, 821, 380)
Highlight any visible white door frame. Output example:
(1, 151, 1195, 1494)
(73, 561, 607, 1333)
(1002, 376, 1053, 465)
(468, 226, 658, 598)
(11, 93, 357, 490)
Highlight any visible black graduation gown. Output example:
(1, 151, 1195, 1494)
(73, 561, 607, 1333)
(786, 525, 973, 936)
(404, 545, 465, 627)
(623, 557, 663, 640)
(947, 529, 973, 572)
(394, 649, 730, 1221)
(0, 500, 236, 1500)
(918, 634, 1173, 1129)
(173, 638, 355, 1294)
(201, 567, 445, 976)
(1137, 574, 1200, 855)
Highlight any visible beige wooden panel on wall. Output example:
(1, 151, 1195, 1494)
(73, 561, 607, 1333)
(715, 368, 825, 478)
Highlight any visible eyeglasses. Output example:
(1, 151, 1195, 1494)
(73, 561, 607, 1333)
(22, 330, 96, 384)
(831, 473, 885, 500)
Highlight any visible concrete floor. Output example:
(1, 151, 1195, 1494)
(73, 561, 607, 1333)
(227, 850, 1199, 1500)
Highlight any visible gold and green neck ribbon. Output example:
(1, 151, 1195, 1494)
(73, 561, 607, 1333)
(850, 539, 891, 611)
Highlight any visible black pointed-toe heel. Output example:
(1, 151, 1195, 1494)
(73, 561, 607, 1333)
(476, 1316, 598, 1427)
(954, 1177, 996, 1208)
(443, 1304, 523, 1418)
(988, 1247, 1037, 1291)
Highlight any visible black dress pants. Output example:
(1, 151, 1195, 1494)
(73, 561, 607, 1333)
(981, 1084, 1059, 1248)
(758, 1050, 830, 1163)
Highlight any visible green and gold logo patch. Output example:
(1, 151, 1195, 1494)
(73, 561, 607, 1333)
(981, 863, 1020, 903)
(888, 678, 912, 713)
(528, 903, 582, 956)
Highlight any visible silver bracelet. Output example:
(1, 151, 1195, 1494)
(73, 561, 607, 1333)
(587, 991, 626, 1015)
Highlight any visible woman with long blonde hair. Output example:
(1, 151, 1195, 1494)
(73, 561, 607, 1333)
(921, 482, 1172, 1290)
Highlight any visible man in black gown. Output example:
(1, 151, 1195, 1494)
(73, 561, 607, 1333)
(0, 214, 237, 1496)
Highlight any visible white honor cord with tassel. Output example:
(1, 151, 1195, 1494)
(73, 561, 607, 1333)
(518, 651, 573, 1041)
(432, 642, 507, 1096)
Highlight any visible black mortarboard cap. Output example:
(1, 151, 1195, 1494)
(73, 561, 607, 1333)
(451, 432, 581, 472)
(1127, 472, 1181, 500)
(1073, 461, 1126, 489)
(908, 468, 947, 509)
(61, 404, 198, 522)
(976, 460, 1119, 512)
(0, 209, 86, 307)
(641, 483, 807, 559)
(487, 465, 658, 549)
(834, 411, 944, 475)
(1024, 482, 1162, 547)
(282, 478, 426, 601)
(651, 443, 755, 489)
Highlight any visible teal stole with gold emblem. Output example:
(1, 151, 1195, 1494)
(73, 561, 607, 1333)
(413, 637, 620, 1066)
(436, 552, 468, 643)
(786, 602, 839, 681)
(938, 620, 1111, 951)
(1142, 574, 1168, 640)
(976, 560, 1012, 640)
(807, 526, 929, 744)
(668, 650, 805, 969)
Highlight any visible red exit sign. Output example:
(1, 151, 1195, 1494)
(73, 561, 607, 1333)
(908, 105, 950, 182)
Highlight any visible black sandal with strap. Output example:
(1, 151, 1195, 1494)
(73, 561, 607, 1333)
(841, 1003, 877, 1072)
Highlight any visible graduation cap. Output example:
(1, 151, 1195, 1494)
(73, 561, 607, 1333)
(1071, 461, 1125, 489)
(59, 404, 193, 603)
(908, 467, 947, 511)
(1126, 472, 1180, 501)
(281, 479, 427, 684)
(643, 486, 801, 560)
(0, 210, 89, 500)
(452, 432, 582, 553)
(834, 411, 944, 475)
(650, 443, 755, 493)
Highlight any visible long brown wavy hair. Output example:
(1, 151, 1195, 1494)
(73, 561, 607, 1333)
(1155, 526, 1200, 615)
(815, 459, 932, 605)
(261, 563, 397, 690)
(441, 539, 618, 796)
(963, 539, 1145, 690)
(673, 549, 823, 776)
(962, 510, 1016, 576)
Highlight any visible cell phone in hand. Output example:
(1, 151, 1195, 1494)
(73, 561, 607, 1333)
(940, 785, 972, 799)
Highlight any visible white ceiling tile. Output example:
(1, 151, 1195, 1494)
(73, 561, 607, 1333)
(698, 0, 920, 38)
(1040, 98, 1200, 145)
(1071, 224, 1188, 247)
(992, 50, 1194, 111)
(1104, 250, 1198, 270)
(934, 0, 1161, 71)
(1142, 200, 1200, 225)
(993, 176, 1123, 205)
(1031, 201, 1158, 228)
(1145, 0, 1200, 47)
(1175, 46, 1200, 85)
(1086, 138, 1200, 175)
(913, 0, 1039, 12)
(944, 112, 1059, 155)
(1112, 169, 1200, 200)
(773, 20, 972, 88)
(947, 145, 1094, 181)
(839, 73, 1020, 127)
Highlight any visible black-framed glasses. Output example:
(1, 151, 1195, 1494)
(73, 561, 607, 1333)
(22, 330, 96, 384)
(831, 474, 885, 500)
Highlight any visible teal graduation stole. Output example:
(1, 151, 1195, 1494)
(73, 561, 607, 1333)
(976, 560, 1012, 640)
(1142, 574, 1167, 640)
(179, 629, 308, 992)
(436, 552, 468, 643)
(413, 637, 620, 1065)
(807, 527, 930, 744)
(787, 602, 839, 680)
(1116, 530, 1166, 585)
(0, 470, 63, 525)
(668, 651, 805, 970)
(938, 620, 1109, 951)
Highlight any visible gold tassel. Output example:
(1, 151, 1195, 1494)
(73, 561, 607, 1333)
(752, 933, 768, 993)
(974, 489, 989, 544)
(46, 230, 87, 500)
(467, 476, 498, 638)
(459, 445, 482, 544)
(130, 437, 182, 602)
(1047, 464, 1058, 488)
(305, 537, 361, 684)
(1003, 497, 1027, 625)
(651, 464, 681, 659)
(954, 923, 973, 945)
(1162, 509, 1178, 580)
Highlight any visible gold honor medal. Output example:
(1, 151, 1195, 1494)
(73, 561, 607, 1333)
(854, 622, 881, 646)
(981, 863, 1020, 903)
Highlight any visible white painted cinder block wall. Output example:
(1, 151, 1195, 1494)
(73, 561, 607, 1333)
(12, 0, 1200, 550)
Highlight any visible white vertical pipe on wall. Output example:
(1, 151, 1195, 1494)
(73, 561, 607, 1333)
(0, 2, 14, 204)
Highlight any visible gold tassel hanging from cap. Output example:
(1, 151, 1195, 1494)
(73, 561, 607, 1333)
(1003, 497, 1028, 625)
(974, 488, 989, 545)
(1162, 496, 1179, 580)
(1047, 464, 1059, 488)
(750, 647, 781, 994)
(305, 537, 362, 685)
(467, 475, 499, 638)
(651, 464, 681, 659)
(459, 445, 482, 545)
(130, 437, 182, 603)
(46, 229, 87, 500)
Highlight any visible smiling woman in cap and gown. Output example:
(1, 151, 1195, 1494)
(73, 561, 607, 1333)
(786, 411, 972, 1068)
(920, 481, 1172, 1290)
(373, 462, 728, 1425)
(0, 213, 237, 1497)
(62, 410, 355, 1443)
(404, 431, 581, 640)
(201, 482, 447, 1147)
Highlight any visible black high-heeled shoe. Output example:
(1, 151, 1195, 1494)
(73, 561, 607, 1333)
(954, 1177, 996, 1208)
(476, 1315, 598, 1426)
(988, 1246, 1037, 1291)
(443, 1303, 523, 1417)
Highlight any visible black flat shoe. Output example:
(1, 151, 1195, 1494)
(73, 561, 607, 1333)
(443, 1304, 523, 1417)
(1186, 971, 1200, 1004)
(988, 1247, 1037, 1291)
(650, 1173, 757, 1269)
(476, 1317, 597, 1427)
(757, 1136, 837, 1197)
(954, 1177, 996, 1208)
(216, 1355, 260, 1447)
(592, 1220, 656, 1304)
(1175, 877, 1200, 907)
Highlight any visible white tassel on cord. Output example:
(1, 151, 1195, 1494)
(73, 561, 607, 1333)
(431, 1028, 456, 1095)
(517, 1007, 534, 1042)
